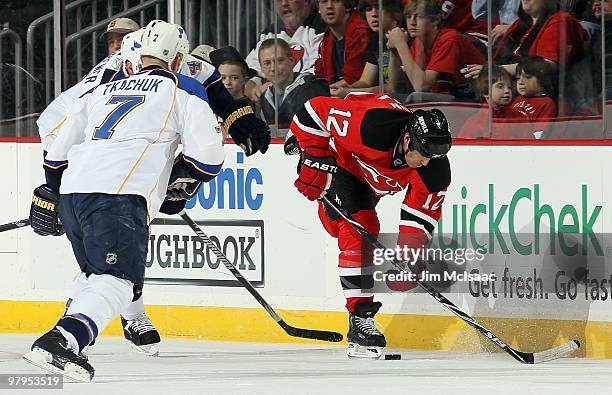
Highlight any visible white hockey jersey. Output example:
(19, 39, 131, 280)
(44, 67, 225, 219)
(245, 26, 323, 74)
(38, 52, 221, 150)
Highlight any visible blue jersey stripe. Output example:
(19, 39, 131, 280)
(44, 158, 68, 170)
(183, 155, 222, 177)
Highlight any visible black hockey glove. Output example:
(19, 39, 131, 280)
(284, 130, 301, 156)
(30, 184, 65, 236)
(224, 106, 271, 156)
(159, 156, 202, 215)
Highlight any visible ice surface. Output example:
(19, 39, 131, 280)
(0, 334, 610, 394)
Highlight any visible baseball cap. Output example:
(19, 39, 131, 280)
(209, 46, 256, 77)
(102, 17, 140, 37)
(190, 44, 217, 62)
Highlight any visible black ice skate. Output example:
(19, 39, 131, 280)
(121, 313, 161, 356)
(23, 328, 94, 382)
(347, 302, 386, 359)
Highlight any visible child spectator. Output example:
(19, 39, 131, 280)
(258, 38, 330, 134)
(511, 56, 557, 121)
(315, 0, 373, 91)
(387, 0, 485, 100)
(209, 47, 257, 112)
(331, 0, 404, 97)
(459, 65, 524, 138)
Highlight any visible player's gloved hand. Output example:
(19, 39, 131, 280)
(159, 157, 203, 215)
(166, 177, 202, 201)
(29, 184, 65, 236)
(159, 198, 187, 215)
(284, 130, 301, 156)
(159, 178, 199, 215)
(294, 147, 337, 201)
(225, 106, 271, 156)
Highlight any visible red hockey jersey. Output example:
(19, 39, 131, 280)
(290, 93, 451, 238)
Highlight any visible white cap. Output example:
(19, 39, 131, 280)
(121, 29, 144, 75)
(102, 17, 140, 37)
(140, 20, 183, 67)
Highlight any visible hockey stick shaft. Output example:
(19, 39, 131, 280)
(320, 195, 579, 363)
(0, 218, 30, 233)
(179, 211, 343, 343)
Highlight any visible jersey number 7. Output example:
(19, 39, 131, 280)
(93, 95, 145, 140)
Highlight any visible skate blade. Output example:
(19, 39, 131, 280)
(347, 343, 383, 359)
(23, 349, 93, 383)
(129, 342, 159, 357)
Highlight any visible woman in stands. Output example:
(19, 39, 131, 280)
(462, 0, 589, 78)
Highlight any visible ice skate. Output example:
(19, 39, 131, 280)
(23, 328, 94, 382)
(121, 313, 161, 356)
(347, 302, 386, 359)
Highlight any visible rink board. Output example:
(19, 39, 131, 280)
(1, 142, 612, 358)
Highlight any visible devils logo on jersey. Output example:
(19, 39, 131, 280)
(352, 154, 403, 196)
(290, 45, 305, 72)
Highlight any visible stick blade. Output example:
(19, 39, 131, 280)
(528, 340, 580, 364)
(281, 323, 344, 342)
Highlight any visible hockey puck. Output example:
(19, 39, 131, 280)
(384, 354, 401, 360)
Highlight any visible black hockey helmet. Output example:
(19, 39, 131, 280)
(407, 109, 451, 158)
(392, 109, 451, 167)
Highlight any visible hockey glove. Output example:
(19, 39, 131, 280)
(224, 106, 271, 156)
(294, 147, 337, 201)
(159, 178, 200, 215)
(166, 177, 202, 201)
(30, 184, 65, 236)
(284, 130, 301, 156)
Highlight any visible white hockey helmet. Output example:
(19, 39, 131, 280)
(140, 20, 183, 69)
(175, 24, 189, 55)
(120, 28, 144, 75)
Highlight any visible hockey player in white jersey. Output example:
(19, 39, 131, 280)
(24, 20, 225, 382)
(36, 21, 269, 356)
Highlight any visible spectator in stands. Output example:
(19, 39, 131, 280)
(331, 0, 404, 97)
(471, 0, 520, 44)
(437, 0, 487, 36)
(387, 0, 485, 100)
(461, 0, 589, 79)
(511, 56, 557, 121)
(257, 38, 330, 134)
(315, 0, 373, 93)
(458, 65, 523, 138)
(209, 46, 256, 112)
(246, 0, 324, 75)
(245, 0, 325, 102)
(101, 17, 139, 55)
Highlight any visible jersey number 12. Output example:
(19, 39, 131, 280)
(93, 95, 145, 140)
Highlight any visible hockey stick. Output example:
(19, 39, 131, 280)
(320, 195, 580, 364)
(0, 218, 30, 233)
(179, 211, 343, 343)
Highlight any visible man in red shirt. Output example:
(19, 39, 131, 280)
(290, 92, 451, 358)
(314, 0, 372, 94)
(387, 0, 485, 98)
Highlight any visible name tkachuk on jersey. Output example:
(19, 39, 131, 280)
(37, 51, 220, 151)
(290, 92, 451, 239)
(43, 67, 224, 219)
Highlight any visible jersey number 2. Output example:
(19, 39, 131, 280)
(93, 95, 145, 140)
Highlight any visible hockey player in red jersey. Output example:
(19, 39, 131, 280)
(289, 92, 451, 359)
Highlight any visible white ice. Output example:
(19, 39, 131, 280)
(0, 334, 610, 394)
